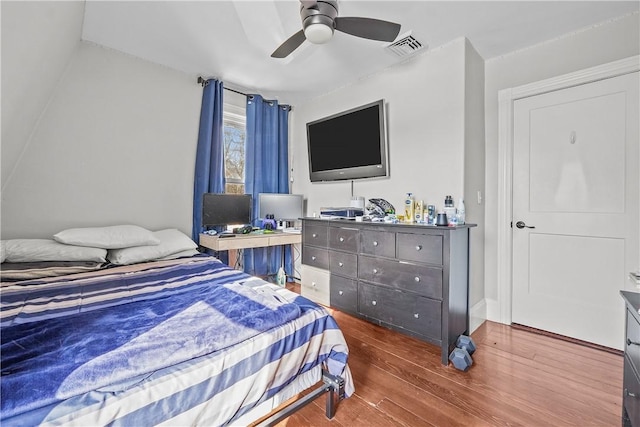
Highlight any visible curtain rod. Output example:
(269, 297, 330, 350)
(225, 87, 248, 97)
(197, 76, 247, 97)
(196, 76, 290, 109)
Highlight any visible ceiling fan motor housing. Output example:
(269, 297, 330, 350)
(301, 0, 338, 33)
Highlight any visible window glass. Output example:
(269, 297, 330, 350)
(223, 105, 246, 194)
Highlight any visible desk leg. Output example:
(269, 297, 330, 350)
(228, 249, 240, 270)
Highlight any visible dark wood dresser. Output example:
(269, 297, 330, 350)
(621, 290, 640, 427)
(301, 218, 475, 365)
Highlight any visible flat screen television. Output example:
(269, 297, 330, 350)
(258, 193, 304, 221)
(202, 193, 252, 227)
(306, 99, 388, 182)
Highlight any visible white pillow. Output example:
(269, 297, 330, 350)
(53, 225, 160, 249)
(158, 249, 201, 260)
(1, 241, 6, 263)
(107, 229, 197, 265)
(3, 239, 107, 263)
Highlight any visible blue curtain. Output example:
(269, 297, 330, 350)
(192, 79, 224, 242)
(244, 95, 292, 279)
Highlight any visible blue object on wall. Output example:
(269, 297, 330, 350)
(244, 95, 292, 279)
(192, 79, 225, 242)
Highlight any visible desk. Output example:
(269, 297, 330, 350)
(199, 231, 302, 269)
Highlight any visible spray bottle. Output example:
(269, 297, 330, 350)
(457, 198, 466, 224)
(277, 266, 286, 287)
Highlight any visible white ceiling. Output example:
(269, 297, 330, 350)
(81, 1, 639, 105)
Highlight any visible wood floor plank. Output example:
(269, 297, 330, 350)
(344, 356, 489, 427)
(486, 326, 623, 378)
(273, 303, 623, 426)
(473, 343, 621, 423)
(332, 312, 567, 424)
(483, 329, 622, 392)
(376, 398, 437, 427)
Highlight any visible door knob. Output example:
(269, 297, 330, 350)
(515, 221, 535, 229)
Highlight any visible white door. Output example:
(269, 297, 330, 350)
(512, 72, 639, 350)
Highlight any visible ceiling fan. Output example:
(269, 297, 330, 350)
(271, 0, 401, 58)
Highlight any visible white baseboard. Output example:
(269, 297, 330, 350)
(485, 298, 506, 324)
(469, 298, 509, 334)
(469, 299, 487, 333)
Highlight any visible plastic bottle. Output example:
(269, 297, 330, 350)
(277, 267, 286, 287)
(443, 196, 456, 226)
(404, 193, 415, 223)
(457, 198, 466, 225)
(414, 200, 424, 223)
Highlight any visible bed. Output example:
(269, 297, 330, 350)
(1, 243, 354, 426)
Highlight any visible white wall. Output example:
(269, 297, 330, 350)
(290, 38, 487, 314)
(1, 42, 202, 239)
(291, 38, 468, 215)
(483, 13, 640, 316)
(463, 39, 486, 318)
(1, 1, 85, 186)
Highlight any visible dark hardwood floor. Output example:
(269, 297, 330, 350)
(276, 284, 624, 426)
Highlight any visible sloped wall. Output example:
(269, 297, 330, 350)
(1, 1, 85, 187)
(1, 42, 202, 239)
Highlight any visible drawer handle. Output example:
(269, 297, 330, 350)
(371, 300, 377, 306)
(415, 245, 422, 251)
(373, 268, 378, 274)
(338, 290, 343, 296)
(312, 233, 317, 238)
(339, 237, 344, 242)
(311, 282, 317, 287)
(624, 388, 638, 398)
(373, 241, 378, 246)
(338, 262, 344, 267)
(627, 338, 640, 347)
(414, 313, 419, 319)
(312, 256, 316, 261)
(414, 276, 420, 282)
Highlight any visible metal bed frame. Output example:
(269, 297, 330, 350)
(255, 371, 346, 426)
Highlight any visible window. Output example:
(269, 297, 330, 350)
(223, 104, 246, 194)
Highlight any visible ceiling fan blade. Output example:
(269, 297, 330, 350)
(271, 29, 306, 58)
(334, 17, 401, 42)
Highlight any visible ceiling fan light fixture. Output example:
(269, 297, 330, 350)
(304, 23, 333, 44)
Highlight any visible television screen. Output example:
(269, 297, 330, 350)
(258, 193, 304, 221)
(306, 99, 388, 182)
(202, 193, 252, 227)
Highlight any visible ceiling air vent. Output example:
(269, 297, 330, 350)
(386, 32, 425, 57)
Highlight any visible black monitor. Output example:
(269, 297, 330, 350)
(202, 193, 252, 228)
(258, 193, 304, 222)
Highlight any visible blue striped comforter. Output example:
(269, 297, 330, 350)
(1, 255, 353, 426)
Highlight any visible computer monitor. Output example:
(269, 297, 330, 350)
(258, 193, 304, 222)
(202, 193, 252, 228)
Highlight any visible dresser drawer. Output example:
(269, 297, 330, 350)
(360, 229, 395, 258)
(397, 233, 443, 265)
(623, 356, 640, 427)
(358, 255, 443, 299)
(359, 283, 441, 340)
(302, 246, 329, 270)
(330, 250, 358, 278)
(301, 265, 330, 306)
(330, 275, 358, 313)
(303, 224, 328, 247)
(329, 227, 359, 252)
(627, 308, 640, 374)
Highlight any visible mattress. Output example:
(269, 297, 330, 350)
(0, 255, 353, 426)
